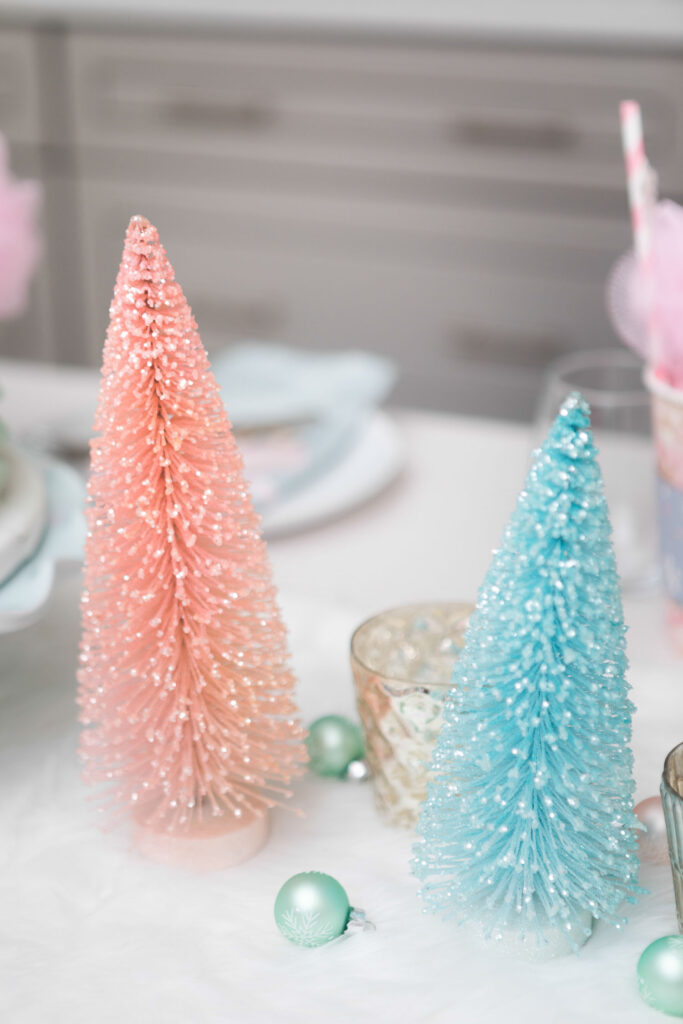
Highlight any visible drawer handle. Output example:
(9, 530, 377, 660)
(452, 117, 577, 152)
(448, 326, 570, 366)
(164, 97, 276, 132)
(193, 297, 285, 342)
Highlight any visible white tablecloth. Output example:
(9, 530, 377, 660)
(0, 360, 680, 1024)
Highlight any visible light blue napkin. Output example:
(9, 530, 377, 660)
(211, 343, 396, 508)
(211, 342, 396, 430)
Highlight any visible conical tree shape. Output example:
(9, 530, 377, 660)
(78, 216, 307, 832)
(413, 393, 642, 947)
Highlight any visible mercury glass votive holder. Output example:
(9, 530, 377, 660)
(351, 601, 474, 828)
(662, 742, 683, 932)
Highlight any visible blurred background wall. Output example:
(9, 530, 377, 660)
(1, 1, 682, 420)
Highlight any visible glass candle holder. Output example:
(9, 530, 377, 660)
(351, 602, 473, 828)
(662, 742, 683, 932)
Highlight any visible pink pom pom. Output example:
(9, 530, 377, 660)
(0, 134, 41, 320)
(607, 201, 683, 388)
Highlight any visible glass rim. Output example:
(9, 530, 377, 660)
(644, 365, 683, 407)
(349, 600, 474, 688)
(544, 348, 649, 407)
(662, 740, 683, 798)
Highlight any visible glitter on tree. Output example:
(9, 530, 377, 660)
(413, 393, 643, 949)
(78, 216, 307, 835)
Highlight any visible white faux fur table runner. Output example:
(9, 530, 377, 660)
(0, 575, 678, 1024)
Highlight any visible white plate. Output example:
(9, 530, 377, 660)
(0, 458, 85, 634)
(261, 411, 403, 538)
(21, 403, 403, 541)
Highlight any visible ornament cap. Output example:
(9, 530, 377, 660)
(345, 759, 371, 782)
(346, 907, 375, 936)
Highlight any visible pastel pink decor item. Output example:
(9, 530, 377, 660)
(608, 201, 683, 388)
(0, 133, 41, 319)
(77, 216, 307, 866)
(610, 102, 683, 652)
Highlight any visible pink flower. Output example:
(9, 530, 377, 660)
(0, 134, 41, 320)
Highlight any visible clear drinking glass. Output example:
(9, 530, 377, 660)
(662, 742, 683, 933)
(351, 602, 473, 828)
(535, 349, 656, 590)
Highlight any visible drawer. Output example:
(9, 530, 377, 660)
(0, 29, 42, 147)
(0, 265, 54, 363)
(77, 174, 631, 303)
(67, 31, 683, 196)
(393, 362, 547, 422)
(76, 179, 621, 419)
(0, 147, 53, 363)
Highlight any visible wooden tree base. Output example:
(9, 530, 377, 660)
(133, 807, 269, 871)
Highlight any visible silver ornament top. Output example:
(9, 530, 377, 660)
(346, 759, 371, 782)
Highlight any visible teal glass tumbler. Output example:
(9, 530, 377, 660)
(662, 742, 683, 933)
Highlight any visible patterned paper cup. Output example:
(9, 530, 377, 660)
(645, 368, 683, 650)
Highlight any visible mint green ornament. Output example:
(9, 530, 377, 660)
(306, 715, 364, 778)
(274, 872, 351, 947)
(638, 936, 683, 1016)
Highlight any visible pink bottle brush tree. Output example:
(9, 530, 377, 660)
(78, 216, 307, 867)
(0, 133, 41, 319)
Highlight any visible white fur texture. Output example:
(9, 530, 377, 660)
(0, 574, 679, 1023)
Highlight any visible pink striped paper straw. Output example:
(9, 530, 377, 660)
(620, 101, 655, 264)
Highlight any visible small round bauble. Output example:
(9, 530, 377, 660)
(306, 715, 364, 778)
(635, 795, 670, 864)
(637, 936, 683, 1017)
(274, 871, 351, 948)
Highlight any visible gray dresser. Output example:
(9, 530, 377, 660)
(1, 11, 682, 418)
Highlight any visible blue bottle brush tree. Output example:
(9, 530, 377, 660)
(413, 393, 643, 949)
